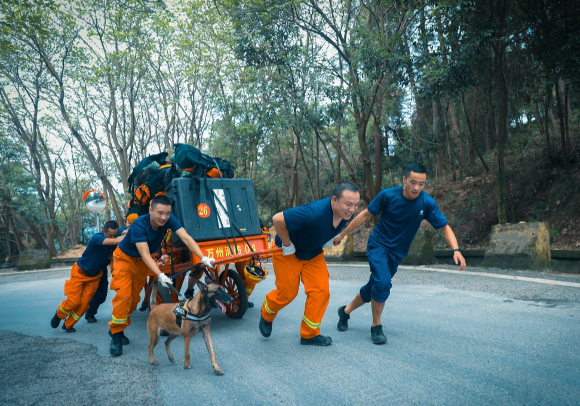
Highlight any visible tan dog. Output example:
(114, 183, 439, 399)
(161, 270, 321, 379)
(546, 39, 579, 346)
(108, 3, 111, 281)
(147, 276, 233, 374)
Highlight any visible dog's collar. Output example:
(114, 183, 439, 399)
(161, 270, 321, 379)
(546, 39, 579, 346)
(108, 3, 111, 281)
(174, 299, 211, 326)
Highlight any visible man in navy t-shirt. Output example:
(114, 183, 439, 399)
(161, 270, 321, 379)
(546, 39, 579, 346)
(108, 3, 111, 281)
(108, 195, 215, 357)
(259, 182, 361, 346)
(50, 221, 124, 333)
(85, 220, 130, 323)
(334, 163, 466, 344)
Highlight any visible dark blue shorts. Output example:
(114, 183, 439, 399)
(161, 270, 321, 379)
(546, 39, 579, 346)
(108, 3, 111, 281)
(360, 242, 401, 303)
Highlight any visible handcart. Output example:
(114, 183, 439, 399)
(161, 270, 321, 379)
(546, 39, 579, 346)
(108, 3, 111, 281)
(141, 175, 282, 319)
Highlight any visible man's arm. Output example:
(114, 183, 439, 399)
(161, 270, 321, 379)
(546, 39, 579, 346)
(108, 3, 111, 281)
(174, 228, 205, 259)
(136, 242, 164, 276)
(440, 225, 466, 270)
(333, 209, 373, 245)
(272, 212, 291, 246)
(102, 235, 125, 246)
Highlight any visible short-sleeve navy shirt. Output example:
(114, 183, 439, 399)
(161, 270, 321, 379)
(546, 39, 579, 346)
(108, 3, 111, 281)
(77, 233, 116, 277)
(367, 187, 448, 258)
(274, 197, 350, 260)
(119, 213, 183, 258)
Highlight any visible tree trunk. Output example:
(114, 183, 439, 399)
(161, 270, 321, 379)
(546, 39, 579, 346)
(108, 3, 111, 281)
(8, 214, 26, 254)
(13, 211, 49, 250)
(372, 110, 383, 195)
(555, 82, 569, 176)
(494, 45, 508, 225)
(449, 100, 467, 164)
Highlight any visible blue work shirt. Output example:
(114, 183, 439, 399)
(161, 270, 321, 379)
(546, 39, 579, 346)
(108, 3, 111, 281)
(367, 187, 448, 258)
(77, 233, 116, 277)
(275, 197, 350, 260)
(119, 213, 182, 257)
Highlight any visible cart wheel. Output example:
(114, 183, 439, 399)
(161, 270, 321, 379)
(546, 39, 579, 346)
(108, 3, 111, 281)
(219, 269, 248, 319)
(147, 280, 172, 313)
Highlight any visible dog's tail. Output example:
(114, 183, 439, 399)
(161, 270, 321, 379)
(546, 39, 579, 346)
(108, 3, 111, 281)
(149, 281, 158, 310)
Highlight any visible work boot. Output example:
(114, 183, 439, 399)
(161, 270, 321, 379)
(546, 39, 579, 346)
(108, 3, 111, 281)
(139, 301, 148, 312)
(247, 301, 254, 308)
(85, 315, 97, 323)
(50, 312, 61, 329)
(62, 324, 76, 333)
(259, 316, 272, 337)
(337, 305, 350, 332)
(184, 288, 194, 299)
(371, 325, 387, 345)
(110, 332, 123, 356)
(160, 329, 169, 337)
(300, 335, 332, 346)
(108, 329, 130, 345)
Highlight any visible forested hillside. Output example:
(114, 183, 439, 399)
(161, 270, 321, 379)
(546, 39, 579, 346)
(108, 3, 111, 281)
(0, 0, 578, 260)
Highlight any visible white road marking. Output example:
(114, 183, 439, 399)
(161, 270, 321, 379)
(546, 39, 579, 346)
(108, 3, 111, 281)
(0, 268, 70, 276)
(322, 263, 580, 288)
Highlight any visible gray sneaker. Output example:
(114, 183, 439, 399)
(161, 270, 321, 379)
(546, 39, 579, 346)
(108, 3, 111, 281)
(371, 325, 387, 344)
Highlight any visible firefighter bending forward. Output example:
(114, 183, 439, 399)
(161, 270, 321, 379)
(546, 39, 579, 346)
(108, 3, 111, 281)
(259, 182, 361, 346)
(51, 221, 124, 332)
(108, 195, 215, 356)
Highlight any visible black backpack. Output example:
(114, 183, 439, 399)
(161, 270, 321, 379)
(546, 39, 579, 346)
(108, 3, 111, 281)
(128, 152, 169, 193)
(174, 143, 235, 179)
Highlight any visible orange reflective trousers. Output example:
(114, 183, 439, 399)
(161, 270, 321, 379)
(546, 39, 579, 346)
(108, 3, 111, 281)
(261, 251, 329, 339)
(57, 263, 102, 329)
(108, 248, 149, 334)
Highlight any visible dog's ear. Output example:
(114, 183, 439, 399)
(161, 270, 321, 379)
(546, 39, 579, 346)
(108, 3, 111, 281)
(204, 276, 213, 286)
(196, 280, 208, 292)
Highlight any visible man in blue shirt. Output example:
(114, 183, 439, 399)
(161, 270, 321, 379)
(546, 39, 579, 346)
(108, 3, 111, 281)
(259, 182, 361, 346)
(50, 221, 124, 332)
(108, 195, 215, 356)
(85, 220, 130, 323)
(334, 163, 466, 344)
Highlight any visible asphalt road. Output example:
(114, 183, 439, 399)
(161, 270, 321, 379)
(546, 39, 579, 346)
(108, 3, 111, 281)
(0, 263, 579, 405)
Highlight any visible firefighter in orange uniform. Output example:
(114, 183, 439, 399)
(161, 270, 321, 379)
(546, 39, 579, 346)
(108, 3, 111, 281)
(259, 182, 361, 346)
(50, 221, 124, 332)
(108, 195, 215, 356)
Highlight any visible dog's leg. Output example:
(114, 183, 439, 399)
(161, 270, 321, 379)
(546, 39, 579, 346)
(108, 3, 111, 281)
(164, 334, 178, 364)
(201, 324, 223, 375)
(183, 333, 193, 369)
(148, 325, 160, 366)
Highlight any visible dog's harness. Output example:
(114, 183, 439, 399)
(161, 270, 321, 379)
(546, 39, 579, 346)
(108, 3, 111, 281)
(173, 298, 210, 327)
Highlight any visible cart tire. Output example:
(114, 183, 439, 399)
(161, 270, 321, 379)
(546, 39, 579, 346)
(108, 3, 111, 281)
(219, 269, 248, 319)
(147, 281, 172, 314)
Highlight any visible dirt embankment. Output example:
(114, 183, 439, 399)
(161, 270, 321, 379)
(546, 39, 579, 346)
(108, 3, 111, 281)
(54, 245, 85, 259)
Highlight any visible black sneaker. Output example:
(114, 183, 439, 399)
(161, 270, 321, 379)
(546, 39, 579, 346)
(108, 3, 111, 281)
(86, 315, 97, 323)
(247, 301, 254, 308)
(110, 332, 123, 356)
(50, 312, 61, 329)
(184, 288, 194, 299)
(371, 325, 387, 345)
(259, 316, 272, 337)
(108, 329, 130, 345)
(62, 324, 76, 333)
(337, 305, 350, 332)
(300, 335, 332, 346)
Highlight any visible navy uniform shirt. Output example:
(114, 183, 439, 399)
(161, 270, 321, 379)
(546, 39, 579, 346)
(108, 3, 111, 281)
(275, 197, 350, 260)
(367, 187, 448, 258)
(76, 233, 116, 277)
(119, 213, 182, 257)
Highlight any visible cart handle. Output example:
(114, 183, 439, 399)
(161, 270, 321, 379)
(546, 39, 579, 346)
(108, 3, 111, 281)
(208, 247, 283, 267)
(165, 247, 283, 281)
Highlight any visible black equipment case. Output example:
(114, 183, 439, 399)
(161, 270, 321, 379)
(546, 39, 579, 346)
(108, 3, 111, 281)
(166, 177, 262, 243)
